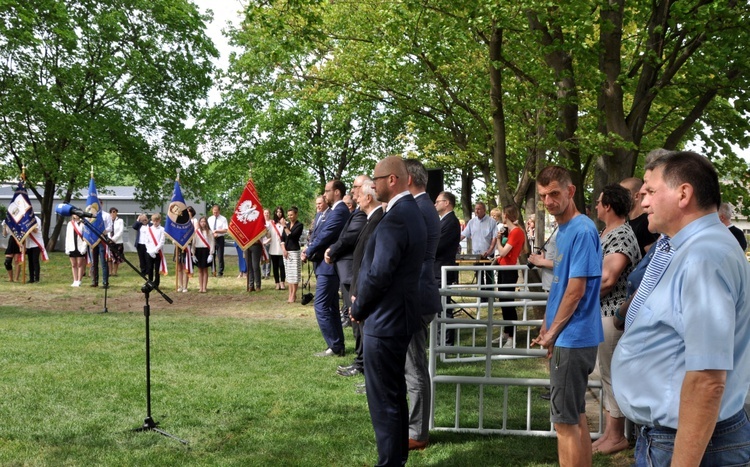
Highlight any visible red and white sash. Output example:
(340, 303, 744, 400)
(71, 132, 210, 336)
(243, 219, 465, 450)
(148, 227, 167, 275)
(28, 230, 49, 261)
(183, 247, 194, 275)
(194, 229, 210, 249)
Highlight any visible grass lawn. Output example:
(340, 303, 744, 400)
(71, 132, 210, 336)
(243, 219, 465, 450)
(0, 253, 633, 466)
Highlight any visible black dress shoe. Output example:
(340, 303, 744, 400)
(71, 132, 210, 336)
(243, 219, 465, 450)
(337, 367, 363, 377)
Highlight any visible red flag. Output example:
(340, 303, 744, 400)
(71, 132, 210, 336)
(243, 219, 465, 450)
(229, 179, 267, 250)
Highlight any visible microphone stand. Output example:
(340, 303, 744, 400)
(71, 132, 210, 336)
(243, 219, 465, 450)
(77, 216, 187, 445)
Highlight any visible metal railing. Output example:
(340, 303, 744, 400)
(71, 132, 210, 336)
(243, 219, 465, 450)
(429, 264, 604, 438)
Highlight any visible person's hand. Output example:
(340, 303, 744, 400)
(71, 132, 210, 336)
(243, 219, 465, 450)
(301, 251, 307, 263)
(324, 248, 332, 264)
(349, 296, 361, 324)
(531, 328, 554, 359)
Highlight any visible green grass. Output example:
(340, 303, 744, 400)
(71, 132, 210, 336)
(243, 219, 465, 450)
(0, 253, 632, 466)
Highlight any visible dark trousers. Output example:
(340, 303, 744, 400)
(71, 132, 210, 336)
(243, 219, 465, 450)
(215, 236, 225, 276)
(364, 334, 411, 466)
(314, 273, 344, 353)
(270, 254, 285, 283)
(136, 244, 148, 276)
(89, 244, 109, 286)
(498, 269, 519, 336)
(352, 321, 364, 370)
(246, 243, 262, 289)
(26, 247, 40, 282)
(145, 252, 161, 289)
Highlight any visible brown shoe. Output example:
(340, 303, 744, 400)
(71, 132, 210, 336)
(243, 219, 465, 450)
(408, 438, 428, 451)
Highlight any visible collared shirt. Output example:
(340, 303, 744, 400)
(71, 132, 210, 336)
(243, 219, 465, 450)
(386, 191, 411, 212)
(462, 214, 497, 254)
(612, 213, 750, 428)
(331, 199, 345, 211)
(367, 205, 383, 220)
(208, 214, 228, 236)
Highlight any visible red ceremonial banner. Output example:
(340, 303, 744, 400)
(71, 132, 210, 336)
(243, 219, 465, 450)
(229, 178, 267, 250)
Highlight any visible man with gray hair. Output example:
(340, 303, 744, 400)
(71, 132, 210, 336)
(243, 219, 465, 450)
(613, 151, 750, 465)
(341, 179, 384, 380)
(718, 202, 747, 251)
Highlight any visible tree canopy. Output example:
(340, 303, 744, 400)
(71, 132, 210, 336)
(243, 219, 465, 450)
(220, 0, 749, 224)
(0, 0, 218, 248)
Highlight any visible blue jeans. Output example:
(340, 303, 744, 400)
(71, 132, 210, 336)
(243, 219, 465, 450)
(635, 409, 750, 466)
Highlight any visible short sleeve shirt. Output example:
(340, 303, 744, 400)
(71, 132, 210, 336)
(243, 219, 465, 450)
(600, 223, 641, 316)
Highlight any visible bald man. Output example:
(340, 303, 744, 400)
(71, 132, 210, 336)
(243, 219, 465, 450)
(351, 156, 427, 466)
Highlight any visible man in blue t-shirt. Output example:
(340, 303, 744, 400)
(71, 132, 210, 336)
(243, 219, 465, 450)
(531, 165, 603, 467)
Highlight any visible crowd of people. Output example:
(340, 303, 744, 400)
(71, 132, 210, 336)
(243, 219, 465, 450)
(3, 151, 749, 466)
(528, 153, 750, 467)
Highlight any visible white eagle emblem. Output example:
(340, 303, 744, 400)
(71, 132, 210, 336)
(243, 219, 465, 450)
(235, 200, 260, 223)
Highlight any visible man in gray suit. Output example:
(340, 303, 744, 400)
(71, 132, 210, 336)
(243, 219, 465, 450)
(403, 159, 441, 451)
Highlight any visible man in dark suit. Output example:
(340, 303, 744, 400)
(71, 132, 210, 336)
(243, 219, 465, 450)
(434, 191, 462, 346)
(351, 156, 427, 466)
(402, 159, 441, 451)
(339, 179, 384, 379)
(325, 175, 369, 358)
(434, 191, 461, 283)
(719, 202, 748, 251)
(302, 180, 350, 357)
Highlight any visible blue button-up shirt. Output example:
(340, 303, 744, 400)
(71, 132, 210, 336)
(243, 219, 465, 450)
(612, 213, 750, 428)
(462, 214, 496, 254)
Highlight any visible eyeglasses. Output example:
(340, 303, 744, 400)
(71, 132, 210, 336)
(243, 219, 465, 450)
(435, 199, 447, 203)
(372, 174, 398, 182)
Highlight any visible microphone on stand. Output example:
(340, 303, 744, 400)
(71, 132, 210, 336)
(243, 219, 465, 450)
(55, 203, 96, 218)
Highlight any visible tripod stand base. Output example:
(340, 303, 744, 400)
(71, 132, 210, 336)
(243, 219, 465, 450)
(133, 417, 189, 445)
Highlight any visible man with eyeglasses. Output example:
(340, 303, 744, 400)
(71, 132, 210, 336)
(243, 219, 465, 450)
(351, 156, 427, 466)
(434, 191, 461, 346)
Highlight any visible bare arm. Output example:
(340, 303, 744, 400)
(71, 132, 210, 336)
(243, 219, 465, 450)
(600, 252, 629, 297)
(527, 253, 553, 268)
(672, 370, 726, 466)
(496, 242, 513, 258)
(531, 277, 586, 355)
(484, 236, 497, 258)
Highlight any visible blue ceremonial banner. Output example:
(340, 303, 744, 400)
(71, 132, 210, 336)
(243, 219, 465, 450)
(5, 181, 37, 244)
(82, 177, 106, 248)
(164, 180, 194, 249)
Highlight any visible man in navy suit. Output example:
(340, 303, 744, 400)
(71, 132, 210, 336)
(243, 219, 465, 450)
(351, 156, 427, 466)
(325, 175, 370, 375)
(403, 159, 441, 451)
(302, 180, 350, 357)
(326, 175, 369, 334)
